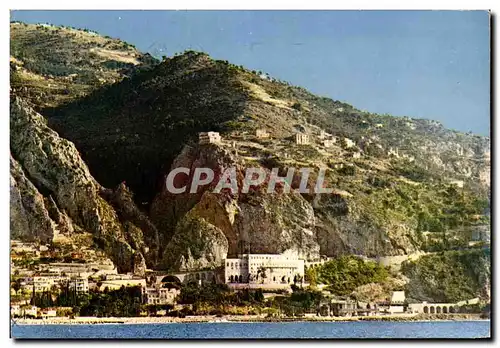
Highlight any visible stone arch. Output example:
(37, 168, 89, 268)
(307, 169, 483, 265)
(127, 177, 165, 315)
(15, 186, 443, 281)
(449, 306, 455, 313)
(423, 306, 429, 314)
(436, 306, 442, 314)
(430, 306, 435, 314)
(230, 275, 234, 283)
(161, 275, 182, 284)
(239, 275, 243, 283)
(442, 306, 448, 314)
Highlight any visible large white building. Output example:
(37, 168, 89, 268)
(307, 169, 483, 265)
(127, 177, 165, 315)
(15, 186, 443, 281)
(224, 251, 304, 288)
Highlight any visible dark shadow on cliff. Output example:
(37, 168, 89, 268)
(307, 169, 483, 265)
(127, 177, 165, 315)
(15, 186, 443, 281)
(43, 51, 249, 204)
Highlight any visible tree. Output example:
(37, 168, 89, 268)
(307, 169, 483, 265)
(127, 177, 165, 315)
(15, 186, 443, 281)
(305, 267, 317, 287)
(11, 278, 22, 295)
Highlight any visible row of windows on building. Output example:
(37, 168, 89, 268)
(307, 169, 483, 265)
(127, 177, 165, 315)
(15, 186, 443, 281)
(228, 275, 295, 283)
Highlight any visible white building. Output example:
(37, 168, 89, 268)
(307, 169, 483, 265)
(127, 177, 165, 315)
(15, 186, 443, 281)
(105, 273, 134, 281)
(449, 179, 465, 188)
(14, 305, 38, 317)
(25, 306, 38, 317)
(224, 251, 304, 288)
(199, 132, 222, 145)
(255, 129, 270, 139)
(387, 147, 399, 157)
(143, 287, 180, 305)
(388, 291, 406, 314)
(343, 138, 355, 148)
(99, 278, 147, 291)
(319, 130, 333, 140)
(33, 276, 59, 292)
(69, 277, 89, 293)
(295, 133, 310, 145)
(10, 305, 21, 317)
(41, 308, 57, 318)
(323, 139, 336, 148)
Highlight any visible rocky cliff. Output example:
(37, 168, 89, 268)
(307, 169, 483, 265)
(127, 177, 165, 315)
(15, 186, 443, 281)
(10, 96, 158, 274)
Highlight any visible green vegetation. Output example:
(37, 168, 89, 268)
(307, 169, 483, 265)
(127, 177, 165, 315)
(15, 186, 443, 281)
(31, 285, 144, 317)
(178, 281, 264, 306)
(312, 256, 389, 296)
(266, 286, 323, 317)
(402, 248, 490, 303)
(392, 161, 439, 183)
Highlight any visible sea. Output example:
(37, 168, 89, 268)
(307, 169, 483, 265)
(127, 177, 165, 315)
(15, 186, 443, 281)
(11, 320, 490, 339)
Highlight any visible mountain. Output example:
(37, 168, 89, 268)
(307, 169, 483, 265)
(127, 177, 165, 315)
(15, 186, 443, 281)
(10, 23, 490, 301)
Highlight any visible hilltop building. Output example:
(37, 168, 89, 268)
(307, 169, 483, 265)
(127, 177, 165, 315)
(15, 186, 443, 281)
(199, 132, 222, 145)
(323, 139, 336, 148)
(343, 138, 355, 148)
(295, 133, 310, 145)
(319, 130, 333, 140)
(255, 129, 270, 139)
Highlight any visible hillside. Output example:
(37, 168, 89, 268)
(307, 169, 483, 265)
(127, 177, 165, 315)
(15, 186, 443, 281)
(10, 22, 158, 109)
(10, 23, 491, 301)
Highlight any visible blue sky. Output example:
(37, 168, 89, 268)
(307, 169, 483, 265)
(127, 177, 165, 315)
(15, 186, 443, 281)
(11, 10, 490, 135)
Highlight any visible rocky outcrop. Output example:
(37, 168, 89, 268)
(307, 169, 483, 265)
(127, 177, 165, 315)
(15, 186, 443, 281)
(10, 155, 54, 242)
(151, 143, 322, 270)
(314, 193, 420, 257)
(10, 96, 152, 274)
(162, 211, 229, 272)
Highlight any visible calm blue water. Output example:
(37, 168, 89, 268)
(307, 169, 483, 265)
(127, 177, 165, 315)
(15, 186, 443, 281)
(12, 321, 490, 339)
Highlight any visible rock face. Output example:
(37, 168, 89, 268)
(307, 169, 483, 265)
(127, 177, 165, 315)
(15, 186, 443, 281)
(151, 143, 322, 270)
(10, 96, 156, 274)
(10, 155, 54, 242)
(162, 211, 229, 272)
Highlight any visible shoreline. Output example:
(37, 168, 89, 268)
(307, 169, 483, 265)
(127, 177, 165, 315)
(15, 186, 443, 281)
(12, 313, 488, 325)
